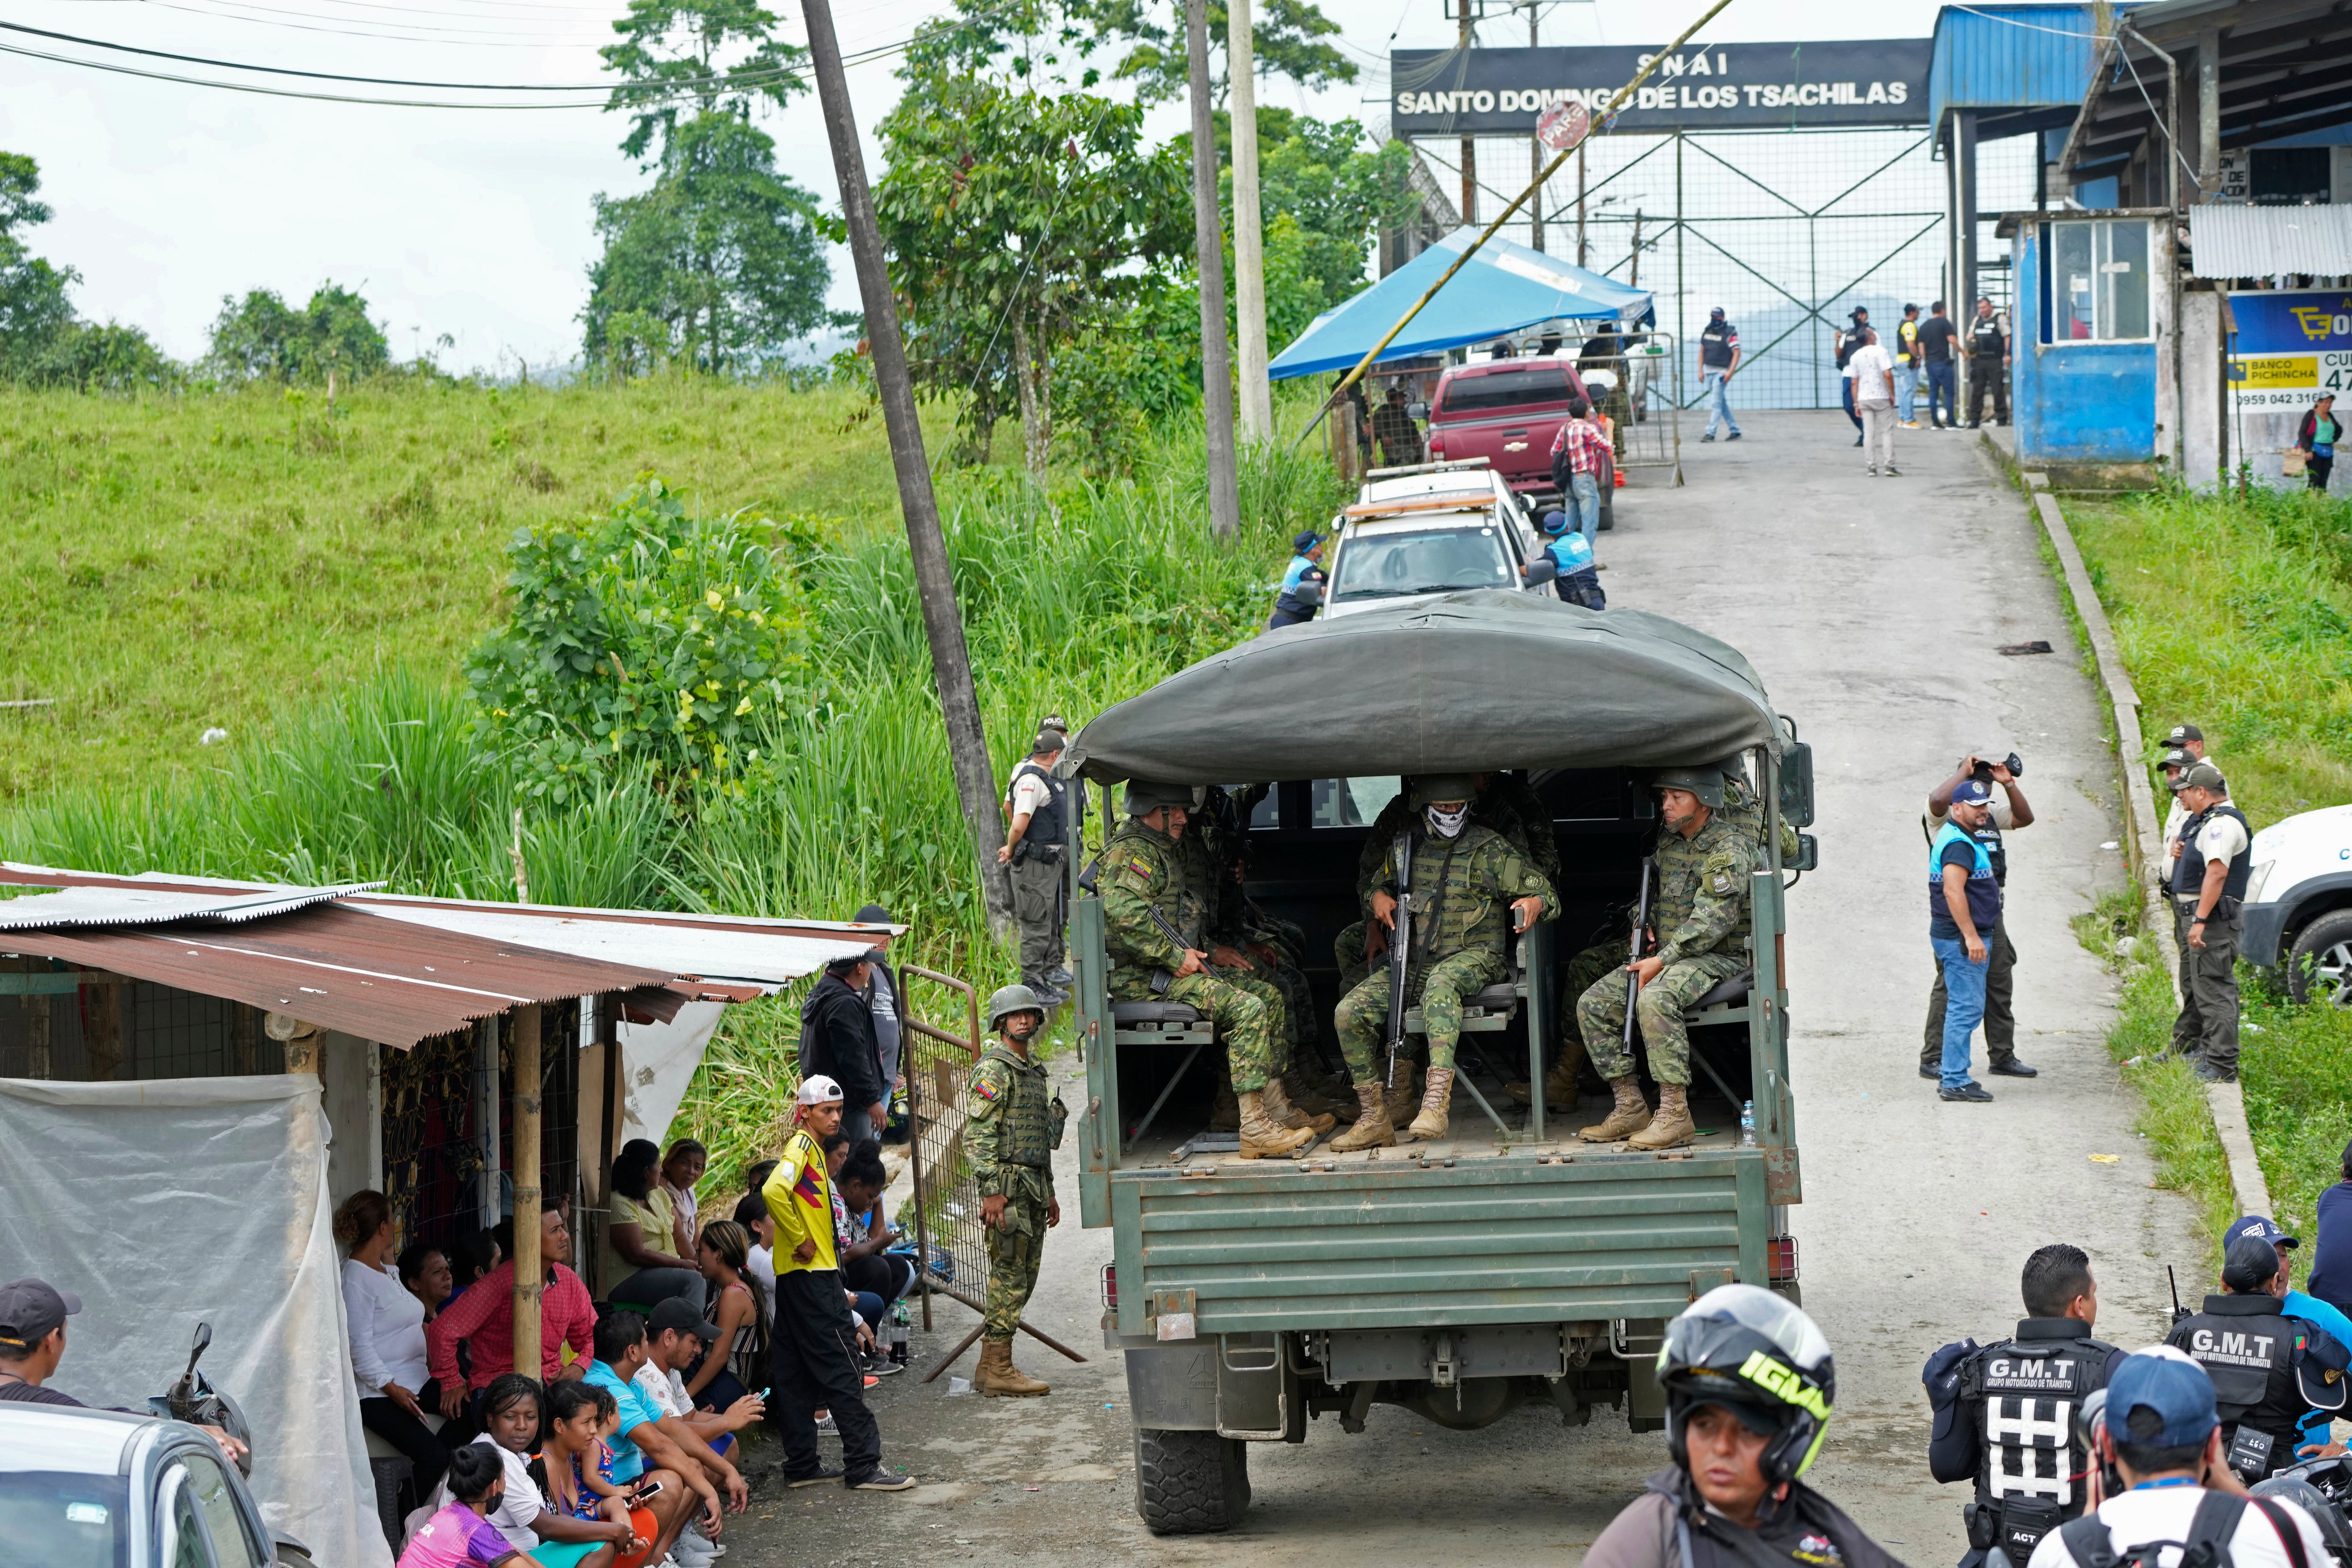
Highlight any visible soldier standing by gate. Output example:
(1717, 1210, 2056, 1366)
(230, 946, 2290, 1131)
(1577, 769, 1757, 1151)
(965, 984, 1065, 1398)
(998, 730, 1072, 1004)
(1328, 776, 1557, 1148)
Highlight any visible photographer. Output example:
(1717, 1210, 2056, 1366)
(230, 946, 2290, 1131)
(1922, 753, 2037, 1084)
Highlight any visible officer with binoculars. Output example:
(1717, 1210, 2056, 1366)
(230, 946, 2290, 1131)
(1922, 751, 2038, 1085)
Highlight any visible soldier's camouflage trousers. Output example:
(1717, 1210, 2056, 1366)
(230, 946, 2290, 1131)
(1333, 948, 1507, 1078)
(1576, 950, 1748, 1088)
(1107, 963, 1287, 1091)
(983, 1193, 1047, 1340)
(1332, 919, 1372, 995)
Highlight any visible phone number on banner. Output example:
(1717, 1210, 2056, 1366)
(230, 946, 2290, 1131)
(2231, 350, 2352, 406)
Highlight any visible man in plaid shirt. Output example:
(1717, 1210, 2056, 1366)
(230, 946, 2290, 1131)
(1548, 397, 1611, 547)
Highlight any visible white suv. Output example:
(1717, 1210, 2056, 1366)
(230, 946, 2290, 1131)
(2242, 803, 2352, 1004)
(1320, 460, 1547, 621)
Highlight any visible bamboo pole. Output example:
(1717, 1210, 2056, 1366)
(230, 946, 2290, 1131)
(511, 1004, 543, 1382)
(1289, 0, 1738, 451)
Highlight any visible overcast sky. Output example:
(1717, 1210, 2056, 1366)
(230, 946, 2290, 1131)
(0, 0, 1958, 370)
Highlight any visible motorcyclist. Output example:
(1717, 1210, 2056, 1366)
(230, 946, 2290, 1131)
(0, 1277, 249, 1462)
(1584, 1284, 1906, 1568)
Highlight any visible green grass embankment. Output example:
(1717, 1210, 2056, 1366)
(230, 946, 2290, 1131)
(2064, 485, 2352, 1244)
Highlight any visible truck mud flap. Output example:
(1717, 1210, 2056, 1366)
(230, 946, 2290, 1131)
(1124, 1340, 1217, 1431)
(1215, 1332, 1295, 1442)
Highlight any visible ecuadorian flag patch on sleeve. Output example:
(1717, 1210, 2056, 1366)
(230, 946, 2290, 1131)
(975, 1080, 999, 1101)
(1126, 858, 1153, 880)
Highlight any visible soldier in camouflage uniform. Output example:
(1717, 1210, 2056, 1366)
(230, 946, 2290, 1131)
(1329, 775, 1558, 1148)
(966, 983, 1065, 1396)
(1576, 768, 1757, 1150)
(1103, 781, 1320, 1158)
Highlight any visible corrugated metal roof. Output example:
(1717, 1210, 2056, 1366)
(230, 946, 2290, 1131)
(0, 903, 683, 1049)
(1930, 4, 2122, 127)
(0, 882, 372, 930)
(2189, 204, 2352, 278)
(349, 903, 874, 992)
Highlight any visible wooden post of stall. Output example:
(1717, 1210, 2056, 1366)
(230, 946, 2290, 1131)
(510, 1004, 544, 1382)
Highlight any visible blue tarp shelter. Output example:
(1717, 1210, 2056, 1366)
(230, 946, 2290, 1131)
(1267, 226, 1655, 381)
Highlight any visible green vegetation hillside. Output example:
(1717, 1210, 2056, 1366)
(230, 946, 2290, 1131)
(0, 377, 913, 801)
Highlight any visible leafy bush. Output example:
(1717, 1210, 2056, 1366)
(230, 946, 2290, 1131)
(465, 479, 825, 802)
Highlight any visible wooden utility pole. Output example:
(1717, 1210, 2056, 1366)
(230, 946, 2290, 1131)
(1459, 0, 1477, 225)
(1526, 1, 1542, 252)
(1576, 143, 1588, 266)
(1186, 0, 1241, 539)
(1230, 0, 1272, 443)
(510, 1004, 543, 1384)
(801, 0, 1012, 926)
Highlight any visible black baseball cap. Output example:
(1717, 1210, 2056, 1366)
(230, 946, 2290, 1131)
(1293, 529, 1322, 552)
(0, 1279, 81, 1349)
(1903, 303, 1919, 314)
(2163, 723, 2204, 745)
(2223, 1233, 2285, 1292)
(648, 1297, 720, 1342)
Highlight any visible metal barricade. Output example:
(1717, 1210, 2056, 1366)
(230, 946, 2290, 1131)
(897, 964, 981, 1335)
(1574, 333, 1683, 484)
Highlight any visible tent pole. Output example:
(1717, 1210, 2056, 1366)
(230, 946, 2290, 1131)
(1287, 0, 1733, 453)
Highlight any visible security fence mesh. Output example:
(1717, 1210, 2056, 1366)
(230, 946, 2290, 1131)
(1403, 127, 2039, 410)
(898, 965, 988, 1334)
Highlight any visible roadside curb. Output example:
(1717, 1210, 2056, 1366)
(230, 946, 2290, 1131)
(2010, 449, 2273, 1219)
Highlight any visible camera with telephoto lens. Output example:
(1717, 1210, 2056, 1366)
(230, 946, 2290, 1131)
(1972, 752, 2024, 786)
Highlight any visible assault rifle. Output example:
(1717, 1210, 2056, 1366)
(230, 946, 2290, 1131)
(1624, 857, 1656, 1054)
(1147, 906, 1193, 997)
(1386, 831, 1416, 1090)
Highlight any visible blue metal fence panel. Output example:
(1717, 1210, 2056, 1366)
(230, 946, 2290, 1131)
(1929, 3, 2117, 128)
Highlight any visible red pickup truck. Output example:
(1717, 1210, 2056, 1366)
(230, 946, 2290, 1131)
(1415, 357, 1614, 531)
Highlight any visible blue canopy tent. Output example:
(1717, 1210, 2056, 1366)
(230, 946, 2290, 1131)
(1267, 226, 1656, 381)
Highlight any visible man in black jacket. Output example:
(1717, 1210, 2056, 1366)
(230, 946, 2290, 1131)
(802, 953, 886, 1140)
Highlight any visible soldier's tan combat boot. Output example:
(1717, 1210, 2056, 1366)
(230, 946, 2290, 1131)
(1381, 1062, 1422, 1128)
(975, 1337, 1049, 1397)
(1209, 1070, 1240, 1133)
(1580, 1075, 1653, 1142)
(1401, 1067, 1454, 1142)
(1235, 1090, 1315, 1158)
(1626, 1083, 1697, 1150)
(1285, 1070, 1349, 1122)
(1261, 1076, 1336, 1135)
(1544, 1041, 1588, 1109)
(1327, 1084, 1394, 1151)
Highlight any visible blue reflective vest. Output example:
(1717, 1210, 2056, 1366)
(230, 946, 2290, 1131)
(1541, 531, 1595, 576)
(1272, 554, 1326, 618)
(1928, 819, 2000, 935)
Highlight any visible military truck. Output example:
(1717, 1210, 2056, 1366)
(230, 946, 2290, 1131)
(1057, 590, 1815, 1534)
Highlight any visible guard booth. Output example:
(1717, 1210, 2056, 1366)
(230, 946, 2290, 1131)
(1996, 208, 2176, 479)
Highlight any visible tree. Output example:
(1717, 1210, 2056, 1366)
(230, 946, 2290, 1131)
(1075, 0, 1354, 105)
(1220, 110, 1414, 351)
(875, 63, 1189, 472)
(583, 0, 836, 375)
(201, 283, 389, 386)
(0, 153, 80, 378)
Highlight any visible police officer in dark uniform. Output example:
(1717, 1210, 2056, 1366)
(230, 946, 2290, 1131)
(2165, 1233, 2352, 1481)
(1966, 298, 2011, 428)
(1697, 307, 1742, 442)
(1926, 1243, 2125, 1568)
(999, 730, 1073, 1002)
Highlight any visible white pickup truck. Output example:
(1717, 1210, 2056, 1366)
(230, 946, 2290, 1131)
(1319, 460, 1553, 621)
(2241, 803, 2352, 1004)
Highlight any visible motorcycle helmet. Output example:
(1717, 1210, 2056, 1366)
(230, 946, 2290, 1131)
(1659, 1283, 1836, 1486)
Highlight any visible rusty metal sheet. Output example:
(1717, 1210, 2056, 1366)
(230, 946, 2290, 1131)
(0, 903, 681, 1050)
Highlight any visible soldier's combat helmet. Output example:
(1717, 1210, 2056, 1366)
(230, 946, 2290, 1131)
(987, 983, 1048, 1034)
(1651, 767, 1724, 808)
(1123, 779, 1193, 815)
(1409, 774, 1479, 807)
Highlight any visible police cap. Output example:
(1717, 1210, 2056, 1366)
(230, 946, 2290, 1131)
(1411, 774, 1479, 808)
(1124, 779, 1193, 815)
(1651, 768, 1724, 808)
(2179, 763, 2226, 794)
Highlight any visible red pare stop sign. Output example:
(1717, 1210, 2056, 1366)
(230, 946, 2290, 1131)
(1536, 101, 1591, 152)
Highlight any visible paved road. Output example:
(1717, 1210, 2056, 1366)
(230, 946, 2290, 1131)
(738, 410, 2197, 1568)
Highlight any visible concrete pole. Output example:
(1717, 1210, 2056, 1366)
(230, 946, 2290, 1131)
(2197, 28, 2221, 200)
(1459, 1, 1477, 225)
(800, 0, 1014, 928)
(510, 1004, 543, 1384)
(1229, 0, 1272, 443)
(1187, 0, 1241, 539)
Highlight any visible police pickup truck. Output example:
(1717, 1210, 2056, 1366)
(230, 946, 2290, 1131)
(1056, 591, 1815, 1534)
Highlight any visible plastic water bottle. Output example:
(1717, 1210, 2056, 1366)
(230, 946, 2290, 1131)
(889, 1300, 910, 1365)
(1738, 1100, 1757, 1148)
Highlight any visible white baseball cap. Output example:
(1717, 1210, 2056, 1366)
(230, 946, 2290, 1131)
(796, 1074, 844, 1107)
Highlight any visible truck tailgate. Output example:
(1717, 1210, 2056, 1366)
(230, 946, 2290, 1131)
(1111, 1148, 1769, 1337)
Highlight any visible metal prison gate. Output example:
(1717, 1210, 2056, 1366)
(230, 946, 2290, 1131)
(1406, 126, 2032, 410)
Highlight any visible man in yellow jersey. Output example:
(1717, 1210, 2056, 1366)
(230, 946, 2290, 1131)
(763, 1074, 916, 1493)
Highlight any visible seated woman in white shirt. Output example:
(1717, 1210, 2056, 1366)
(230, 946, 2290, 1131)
(335, 1190, 449, 1498)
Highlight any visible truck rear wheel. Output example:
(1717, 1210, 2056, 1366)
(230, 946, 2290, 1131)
(1135, 1428, 1249, 1534)
(1599, 487, 1616, 531)
(2287, 910, 2352, 1006)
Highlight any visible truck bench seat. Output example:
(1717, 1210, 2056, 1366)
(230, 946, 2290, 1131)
(1111, 1001, 1205, 1026)
(1686, 968, 1755, 1013)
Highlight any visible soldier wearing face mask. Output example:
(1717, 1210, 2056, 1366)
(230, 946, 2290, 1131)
(1328, 775, 1558, 1148)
